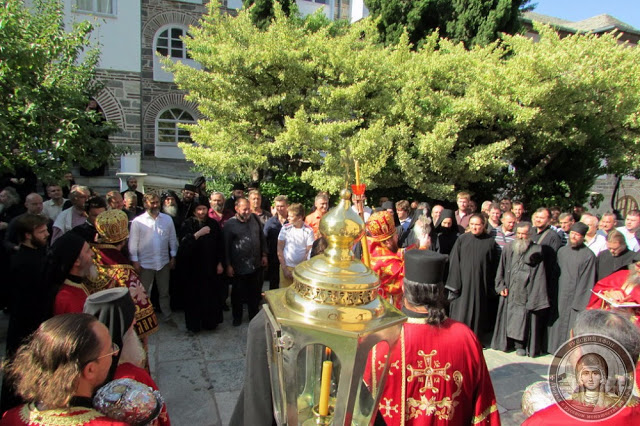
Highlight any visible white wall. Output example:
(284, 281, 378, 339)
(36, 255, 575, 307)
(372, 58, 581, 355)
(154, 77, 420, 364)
(61, 0, 141, 73)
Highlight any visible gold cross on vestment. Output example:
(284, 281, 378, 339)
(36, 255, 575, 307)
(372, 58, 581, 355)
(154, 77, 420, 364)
(379, 397, 399, 418)
(407, 349, 451, 393)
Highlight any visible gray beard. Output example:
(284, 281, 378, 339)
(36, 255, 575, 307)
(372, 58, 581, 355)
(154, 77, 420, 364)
(212, 205, 223, 214)
(118, 328, 147, 368)
(163, 205, 178, 217)
(512, 238, 531, 256)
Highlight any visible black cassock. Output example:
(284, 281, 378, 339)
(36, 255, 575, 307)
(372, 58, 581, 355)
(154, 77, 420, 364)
(177, 216, 225, 332)
(546, 244, 596, 353)
(491, 242, 549, 356)
(445, 232, 500, 336)
(596, 249, 637, 281)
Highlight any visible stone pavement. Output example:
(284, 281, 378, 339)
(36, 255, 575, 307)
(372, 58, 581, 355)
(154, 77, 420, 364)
(148, 306, 554, 426)
(0, 306, 553, 426)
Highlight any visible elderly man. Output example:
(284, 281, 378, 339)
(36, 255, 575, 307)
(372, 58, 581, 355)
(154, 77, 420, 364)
(86, 209, 158, 340)
(305, 192, 329, 239)
(105, 190, 124, 211)
(51, 185, 91, 243)
(129, 193, 179, 322)
(365, 249, 500, 425)
(431, 204, 444, 225)
(546, 222, 596, 353)
(581, 213, 607, 256)
(596, 230, 638, 281)
(494, 211, 516, 252)
(122, 190, 144, 223)
(1, 313, 128, 425)
(120, 176, 144, 208)
(366, 211, 408, 309)
(42, 184, 66, 222)
(616, 209, 640, 252)
(491, 222, 549, 357)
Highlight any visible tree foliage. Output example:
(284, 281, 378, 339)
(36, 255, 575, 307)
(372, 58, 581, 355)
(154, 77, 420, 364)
(0, 0, 118, 183)
(242, 0, 296, 29)
(364, 0, 531, 48)
(169, 3, 640, 208)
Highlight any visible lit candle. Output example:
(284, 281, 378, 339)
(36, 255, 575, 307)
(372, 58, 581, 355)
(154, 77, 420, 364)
(355, 160, 361, 185)
(318, 360, 333, 416)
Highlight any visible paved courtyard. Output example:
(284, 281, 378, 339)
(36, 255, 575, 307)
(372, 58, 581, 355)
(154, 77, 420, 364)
(147, 305, 553, 426)
(0, 301, 553, 426)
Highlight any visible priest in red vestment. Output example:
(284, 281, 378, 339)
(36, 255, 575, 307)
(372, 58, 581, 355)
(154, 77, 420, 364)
(586, 261, 640, 326)
(49, 232, 95, 316)
(366, 211, 430, 309)
(87, 209, 159, 339)
(365, 249, 500, 425)
(1, 313, 129, 425)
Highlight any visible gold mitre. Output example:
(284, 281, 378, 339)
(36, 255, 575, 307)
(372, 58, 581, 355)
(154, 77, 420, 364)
(96, 210, 129, 244)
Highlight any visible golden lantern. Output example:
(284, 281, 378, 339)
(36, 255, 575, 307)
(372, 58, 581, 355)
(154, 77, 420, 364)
(264, 189, 406, 425)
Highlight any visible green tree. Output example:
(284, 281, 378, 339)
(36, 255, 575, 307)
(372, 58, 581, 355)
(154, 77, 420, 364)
(242, 0, 296, 29)
(0, 0, 117, 183)
(169, 3, 640, 207)
(364, 0, 531, 48)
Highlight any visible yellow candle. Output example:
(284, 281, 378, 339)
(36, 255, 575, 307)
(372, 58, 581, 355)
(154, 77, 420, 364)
(355, 160, 361, 185)
(318, 360, 333, 416)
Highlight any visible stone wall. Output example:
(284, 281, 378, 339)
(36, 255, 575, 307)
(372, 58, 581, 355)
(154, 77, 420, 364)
(591, 175, 640, 217)
(94, 69, 142, 154)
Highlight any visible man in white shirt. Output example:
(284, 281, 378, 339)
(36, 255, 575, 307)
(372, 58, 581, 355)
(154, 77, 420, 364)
(51, 185, 90, 243)
(616, 209, 640, 252)
(129, 193, 178, 321)
(581, 213, 607, 256)
(277, 203, 314, 288)
(42, 184, 66, 222)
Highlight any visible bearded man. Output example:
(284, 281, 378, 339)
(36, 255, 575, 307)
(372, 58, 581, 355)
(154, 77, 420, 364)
(208, 191, 233, 226)
(85, 209, 158, 341)
(491, 222, 549, 357)
(446, 214, 500, 337)
(178, 200, 225, 332)
(546, 222, 596, 353)
(366, 211, 408, 309)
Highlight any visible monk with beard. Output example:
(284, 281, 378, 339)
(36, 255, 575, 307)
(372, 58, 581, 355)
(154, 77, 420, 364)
(491, 222, 549, 357)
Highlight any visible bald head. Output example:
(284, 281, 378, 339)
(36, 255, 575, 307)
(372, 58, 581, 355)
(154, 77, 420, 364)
(25, 193, 44, 215)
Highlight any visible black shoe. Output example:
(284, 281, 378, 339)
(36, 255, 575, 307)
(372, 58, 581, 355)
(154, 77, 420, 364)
(233, 318, 242, 326)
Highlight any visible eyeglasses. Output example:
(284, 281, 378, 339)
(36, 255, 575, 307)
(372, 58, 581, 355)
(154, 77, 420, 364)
(82, 342, 120, 367)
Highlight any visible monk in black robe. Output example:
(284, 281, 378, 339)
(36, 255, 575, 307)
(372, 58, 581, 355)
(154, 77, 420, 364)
(491, 222, 549, 357)
(546, 223, 596, 353)
(445, 214, 499, 337)
(430, 208, 459, 256)
(596, 229, 638, 281)
(177, 202, 225, 333)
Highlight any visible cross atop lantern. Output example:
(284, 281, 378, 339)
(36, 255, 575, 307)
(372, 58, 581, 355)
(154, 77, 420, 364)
(264, 188, 406, 425)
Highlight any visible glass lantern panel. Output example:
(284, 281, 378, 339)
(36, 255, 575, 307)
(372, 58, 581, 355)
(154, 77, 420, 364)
(353, 340, 391, 424)
(296, 344, 341, 425)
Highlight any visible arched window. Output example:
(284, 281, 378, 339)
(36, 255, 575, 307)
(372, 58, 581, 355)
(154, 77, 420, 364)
(153, 24, 200, 82)
(156, 27, 190, 60)
(155, 108, 196, 159)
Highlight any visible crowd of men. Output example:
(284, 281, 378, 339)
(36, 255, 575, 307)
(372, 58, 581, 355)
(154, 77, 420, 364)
(2, 172, 640, 424)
